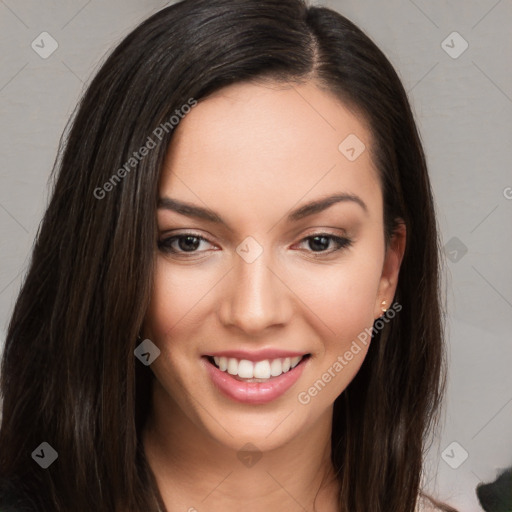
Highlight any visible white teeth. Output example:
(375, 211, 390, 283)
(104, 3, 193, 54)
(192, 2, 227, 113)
(270, 358, 282, 377)
(237, 359, 254, 379)
(290, 356, 301, 368)
(227, 358, 238, 376)
(253, 360, 271, 379)
(211, 355, 305, 380)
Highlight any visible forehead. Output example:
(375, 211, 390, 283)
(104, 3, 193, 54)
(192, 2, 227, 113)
(159, 80, 381, 222)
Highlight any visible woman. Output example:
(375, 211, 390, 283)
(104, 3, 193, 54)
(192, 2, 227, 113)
(0, 0, 459, 510)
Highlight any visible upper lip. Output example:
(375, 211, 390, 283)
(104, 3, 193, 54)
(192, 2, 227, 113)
(204, 349, 310, 362)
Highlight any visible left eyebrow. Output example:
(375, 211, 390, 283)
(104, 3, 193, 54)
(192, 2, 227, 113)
(157, 192, 368, 230)
(286, 193, 368, 221)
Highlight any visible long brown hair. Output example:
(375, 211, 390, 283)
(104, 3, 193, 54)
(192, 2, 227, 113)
(0, 1, 456, 510)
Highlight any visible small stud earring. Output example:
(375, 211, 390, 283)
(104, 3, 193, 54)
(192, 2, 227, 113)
(381, 300, 388, 313)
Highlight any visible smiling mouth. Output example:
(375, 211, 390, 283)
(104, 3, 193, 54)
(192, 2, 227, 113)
(205, 354, 311, 382)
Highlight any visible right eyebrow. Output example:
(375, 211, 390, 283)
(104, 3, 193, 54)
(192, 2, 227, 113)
(158, 197, 226, 224)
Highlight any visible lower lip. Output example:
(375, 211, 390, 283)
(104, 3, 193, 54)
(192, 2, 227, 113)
(203, 357, 309, 404)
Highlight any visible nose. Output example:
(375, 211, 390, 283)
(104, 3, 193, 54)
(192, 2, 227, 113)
(218, 248, 292, 335)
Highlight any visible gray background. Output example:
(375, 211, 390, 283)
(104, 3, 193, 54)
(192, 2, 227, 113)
(1, 1, 511, 510)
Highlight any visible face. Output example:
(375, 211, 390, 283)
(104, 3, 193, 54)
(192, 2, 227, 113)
(142, 80, 405, 452)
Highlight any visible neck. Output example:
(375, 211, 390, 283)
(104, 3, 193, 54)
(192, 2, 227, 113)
(142, 379, 340, 512)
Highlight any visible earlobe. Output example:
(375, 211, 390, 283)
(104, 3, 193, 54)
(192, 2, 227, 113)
(374, 221, 406, 319)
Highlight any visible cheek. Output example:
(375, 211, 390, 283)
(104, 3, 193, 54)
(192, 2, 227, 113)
(143, 260, 218, 396)
(289, 257, 382, 406)
(288, 249, 384, 340)
(144, 258, 219, 341)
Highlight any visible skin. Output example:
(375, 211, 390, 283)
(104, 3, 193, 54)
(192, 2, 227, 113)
(141, 80, 406, 512)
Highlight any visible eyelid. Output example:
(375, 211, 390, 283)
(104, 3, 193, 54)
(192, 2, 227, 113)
(158, 226, 350, 241)
(299, 226, 350, 238)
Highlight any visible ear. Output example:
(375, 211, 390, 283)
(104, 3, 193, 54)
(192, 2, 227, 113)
(374, 221, 406, 319)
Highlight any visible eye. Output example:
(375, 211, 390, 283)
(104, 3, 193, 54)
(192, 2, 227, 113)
(158, 231, 352, 258)
(158, 233, 215, 255)
(295, 233, 352, 255)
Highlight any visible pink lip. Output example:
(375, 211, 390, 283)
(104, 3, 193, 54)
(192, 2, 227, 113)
(202, 356, 309, 404)
(205, 348, 307, 362)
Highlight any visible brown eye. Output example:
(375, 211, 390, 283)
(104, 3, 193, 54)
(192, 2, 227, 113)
(298, 234, 352, 254)
(158, 233, 213, 254)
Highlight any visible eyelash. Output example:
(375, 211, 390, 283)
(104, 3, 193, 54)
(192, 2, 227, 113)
(157, 231, 352, 258)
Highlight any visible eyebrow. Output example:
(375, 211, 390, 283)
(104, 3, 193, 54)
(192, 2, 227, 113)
(157, 193, 368, 229)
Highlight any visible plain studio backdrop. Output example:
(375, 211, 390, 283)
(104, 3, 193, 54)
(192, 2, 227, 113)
(0, 1, 511, 511)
